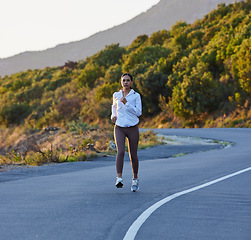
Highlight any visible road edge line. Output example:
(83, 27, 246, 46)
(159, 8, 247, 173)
(123, 166, 251, 240)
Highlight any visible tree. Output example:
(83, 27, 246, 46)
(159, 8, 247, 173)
(232, 39, 251, 95)
(122, 45, 170, 73)
(135, 65, 169, 115)
(91, 44, 126, 68)
(170, 67, 221, 120)
(104, 64, 122, 84)
(95, 82, 120, 101)
(77, 63, 104, 89)
(127, 35, 148, 51)
(0, 103, 32, 126)
(148, 30, 170, 46)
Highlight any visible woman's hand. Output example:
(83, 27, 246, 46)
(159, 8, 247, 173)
(112, 116, 117, 123)
(120, 91, 127, 104)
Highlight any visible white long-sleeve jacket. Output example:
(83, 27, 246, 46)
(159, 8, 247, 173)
(111, 89, 142, 127)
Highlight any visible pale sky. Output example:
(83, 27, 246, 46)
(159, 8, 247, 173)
(0, 0, 160, 59)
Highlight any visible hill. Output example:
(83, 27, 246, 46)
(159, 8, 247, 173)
(0, 0, 243, 76)
(0, 1, 250, 166)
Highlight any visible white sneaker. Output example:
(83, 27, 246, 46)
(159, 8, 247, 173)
(115, 177, 123, 188)
(131, 178, 139, 192)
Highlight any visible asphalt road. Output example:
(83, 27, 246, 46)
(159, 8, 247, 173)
(0, 128, 250, 240)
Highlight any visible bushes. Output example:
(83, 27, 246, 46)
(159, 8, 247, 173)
(104, 64, 122, 83)
(77, 63, 104, 89)
(135, 65, 170, 115)
(0, 103, 32, 125)
(66, 120, 89, 132)
(127, 34, 148, 51)
(148, 30, 170, 46)
(56, 97, 82, 120)
(122, 45, 170, 73)
(0, 1, 250, 129)
(170, 70, 222, 120)
(91, 43, 126, 68)
(232, 39, 251, 95)
(15, 85, 44, 102)
(45, 77, 71, 91)
(95, 82, 120, 101)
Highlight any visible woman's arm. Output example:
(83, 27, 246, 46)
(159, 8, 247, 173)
(124, 94, 142, 117)
(111, 93, 118, 122)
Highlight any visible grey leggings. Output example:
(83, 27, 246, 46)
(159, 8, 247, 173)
(114, 125, 139, 175)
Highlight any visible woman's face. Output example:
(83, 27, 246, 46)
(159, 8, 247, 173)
(121, 75, 132, 89)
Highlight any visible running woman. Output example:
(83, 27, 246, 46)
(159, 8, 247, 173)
(111, 73, 142, 192)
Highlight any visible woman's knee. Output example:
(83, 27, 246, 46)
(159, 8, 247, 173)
(130, 154, 138, 163)
(117, 150, 125, 158)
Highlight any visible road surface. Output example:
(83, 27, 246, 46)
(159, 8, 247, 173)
(0, 128, 250, 240)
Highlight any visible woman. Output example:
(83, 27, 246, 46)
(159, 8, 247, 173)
(111, 73, 142, 192)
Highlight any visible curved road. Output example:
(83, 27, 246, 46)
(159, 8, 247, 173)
(0, 128, 251, 240)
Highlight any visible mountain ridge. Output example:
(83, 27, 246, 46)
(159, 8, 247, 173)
(0, 0, 243, 76)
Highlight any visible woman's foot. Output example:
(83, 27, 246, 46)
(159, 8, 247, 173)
(115, 177, 123, 188)
(131, 178, 139, 192)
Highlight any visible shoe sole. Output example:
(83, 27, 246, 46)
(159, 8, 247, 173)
(131, 187, 139, 192)
(116, 182, 123, 188)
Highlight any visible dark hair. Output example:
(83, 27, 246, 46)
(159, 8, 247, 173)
(121, 73, 133, 81)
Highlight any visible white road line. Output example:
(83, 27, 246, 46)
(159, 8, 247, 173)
(123, 167, 251, 240)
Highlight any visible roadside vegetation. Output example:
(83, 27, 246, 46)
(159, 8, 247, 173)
(0, 1, 250, 166)
(0, 125, 162, 166)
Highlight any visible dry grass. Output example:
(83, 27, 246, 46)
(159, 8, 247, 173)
(0, 125, 161, 166)
(140, 103, 251, 129)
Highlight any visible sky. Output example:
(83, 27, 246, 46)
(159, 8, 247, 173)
(0, 0, 160, 59)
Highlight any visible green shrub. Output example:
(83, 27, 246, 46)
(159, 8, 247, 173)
(104, 64, 122, 83)
(0, 103, 32, 125)
(96, 82, 120, 101)
(45, 77, 71, 91)
(67, 120, 89, 132)
(91, 43, 126, 68)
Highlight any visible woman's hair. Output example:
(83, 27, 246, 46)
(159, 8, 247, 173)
(121, 73, 133, 81)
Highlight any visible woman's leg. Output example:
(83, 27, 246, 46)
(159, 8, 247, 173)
(126, 125, 139, 179)
(114, 125, 126, 177)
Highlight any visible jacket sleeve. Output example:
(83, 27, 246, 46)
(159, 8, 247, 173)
(125, 93, 142, 117)
(111, 93, 117, 119)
